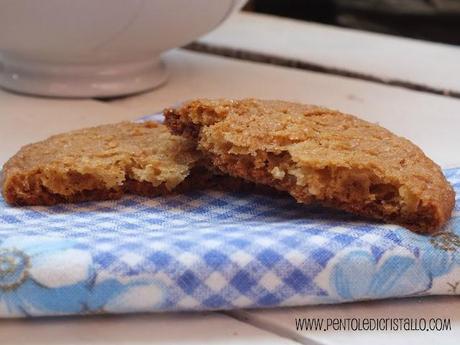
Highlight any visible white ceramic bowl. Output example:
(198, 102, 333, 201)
(0, 0, 244, 98)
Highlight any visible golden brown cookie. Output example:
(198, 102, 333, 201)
(1, 122, 200, 206)
(165, 98, 455, 233)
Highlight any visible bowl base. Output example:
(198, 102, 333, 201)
(0, 54, 168, 98)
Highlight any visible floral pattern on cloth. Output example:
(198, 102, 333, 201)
(0, 237, 166, 317)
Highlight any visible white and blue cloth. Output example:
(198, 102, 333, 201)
(0, 114, 459, 317)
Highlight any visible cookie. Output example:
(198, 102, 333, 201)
(165, 98, 455, 233)
(1, 122, 200, 206)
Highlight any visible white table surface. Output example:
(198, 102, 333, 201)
(1, 11, 459, 345)
(197, 12, 460, 96)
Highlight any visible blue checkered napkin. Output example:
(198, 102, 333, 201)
(0, 116, 458, 317)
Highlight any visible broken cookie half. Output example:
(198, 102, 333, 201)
(2, 122, 199, 205)
(165, 98, 455, 233)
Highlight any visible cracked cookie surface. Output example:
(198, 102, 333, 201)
(2, 121, 199, 205)
(165, 98, 455, 233)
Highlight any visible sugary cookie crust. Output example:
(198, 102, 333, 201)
(165, 98, 455, 233)
(1, 122, 199, 206)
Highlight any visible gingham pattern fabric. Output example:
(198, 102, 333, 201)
(0, 115, 458, 317)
